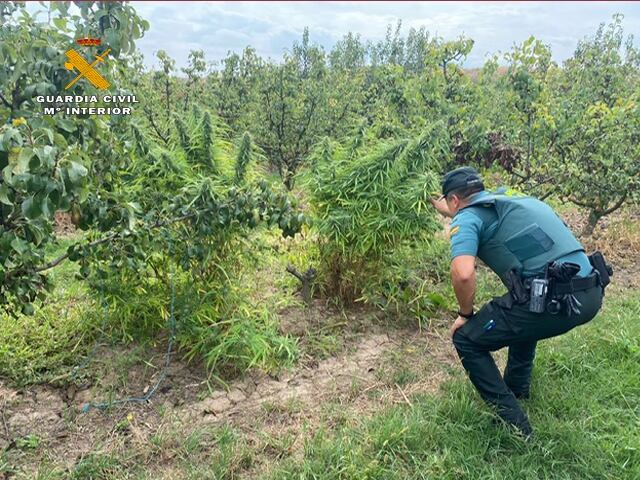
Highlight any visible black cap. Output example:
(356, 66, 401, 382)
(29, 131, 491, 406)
(441, 167, 484, 197)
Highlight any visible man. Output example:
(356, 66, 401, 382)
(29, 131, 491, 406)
(430, 167, 609, 438)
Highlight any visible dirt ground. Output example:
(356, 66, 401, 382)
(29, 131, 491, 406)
(1, 206, 637, 478)
(0, 304, 460, 478)
(53, 212, 77, 238)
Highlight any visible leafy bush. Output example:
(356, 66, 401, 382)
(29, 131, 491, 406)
(545, 16, 640, 233)
(308, 124, 448, 306)
(365, 238, 452, 326)
(98, 264, 298, 379)
(0, 2, 148, 310)
(86, 107, 303, 377)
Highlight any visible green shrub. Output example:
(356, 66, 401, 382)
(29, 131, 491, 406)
(84, 109, 303, 379)
(308, 124, 448, 307)
(98, 264, 298, 380)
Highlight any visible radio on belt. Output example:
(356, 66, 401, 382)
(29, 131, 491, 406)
(529, 278, 549, 313)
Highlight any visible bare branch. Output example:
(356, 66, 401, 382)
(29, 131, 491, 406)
(0, 92, 11, 109)
(568, 196, 592, 209)
(144, 107, 169, 144)
(601, 191, 628, 216)
(285, 264, 306, 282)
(285, 264, 316, 305)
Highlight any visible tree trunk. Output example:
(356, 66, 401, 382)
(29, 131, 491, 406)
(286, 265, 316, 306)
(580, 194, 627, 237)
(582, 210, 602, 236)
(283, 169, 295, 191)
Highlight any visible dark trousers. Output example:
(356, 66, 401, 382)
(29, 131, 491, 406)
(452, 285, 603, 433)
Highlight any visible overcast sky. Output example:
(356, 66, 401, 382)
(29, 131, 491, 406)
(61, 1, 640, 70)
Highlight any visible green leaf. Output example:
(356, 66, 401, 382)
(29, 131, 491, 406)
(52, 17, 67, 30)
(67, 161, 88, 184)
(28, 223, 46, 245)
(0, 184, 13, 205)
(38, 193, 52, 218)
(10, 236, 28, 254)
(57, 118, 76, 133)
(5, 44, 17, 63)
(21, 303, 35, 316)
(21, 195, 42, 219)
(67, 245, 80, 261)
(16, 147, 33, 173)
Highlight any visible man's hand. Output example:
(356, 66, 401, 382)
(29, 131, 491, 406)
(430, 197, 452, 218)
(450, 315, 468, 337)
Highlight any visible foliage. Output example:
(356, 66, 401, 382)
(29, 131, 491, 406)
(254, 29, 329, 189)
(0, 238, 98, 385)
(0, 2, 306, 382)
(364, 238, 453, 326)
(95, 262, 299, 379)
(0, 1, 148, 309)
(470, 17, 640, 231)
(309, 124, 448, 305)
(210, 16, 640, 233)
(0, 2, 306, 314)
(87, 105, 303, 376)
(503, 36, 554, 180)
(140, 49, 177, 144)
(545, 15, 640, 233)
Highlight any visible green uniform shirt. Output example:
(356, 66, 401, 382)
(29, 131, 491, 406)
(450, 191, 592, 277)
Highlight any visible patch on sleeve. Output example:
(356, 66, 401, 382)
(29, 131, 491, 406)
(450, 225, 460, 236)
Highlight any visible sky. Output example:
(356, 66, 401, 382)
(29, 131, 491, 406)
(130, 1, 640, 70)
(29, 1, 640, 70)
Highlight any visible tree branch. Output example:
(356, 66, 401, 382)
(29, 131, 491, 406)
(7, 212, 197, 279)
(0, 92, 12, 110)
(539, 187, 556, 201)
(144, 107, 169, 144)
(33, 232, 118, 273)
(285, 264, 306, 282)
(286, 264, 316, 305)
(568, 196, 592, 209)
(601, 191, 628, 216)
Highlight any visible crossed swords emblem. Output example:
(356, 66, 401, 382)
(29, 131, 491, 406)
(64, 48, 111, 90)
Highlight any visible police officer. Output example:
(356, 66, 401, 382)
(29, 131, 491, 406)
(430, 167, 608, 438)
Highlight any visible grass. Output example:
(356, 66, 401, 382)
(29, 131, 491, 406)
(8, 423, 251, 480)
(266, 292, 640, 480)
(3, 286, 639, 479)
(3, 216, 639, 479)
(0, 236, 101, 385)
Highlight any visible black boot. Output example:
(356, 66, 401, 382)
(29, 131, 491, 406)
(510, 389, 530, 400)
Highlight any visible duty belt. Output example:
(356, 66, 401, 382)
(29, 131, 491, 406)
(505, 252, 611, 316)
(551, 273, 599, 295)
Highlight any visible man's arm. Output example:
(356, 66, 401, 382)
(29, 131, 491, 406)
(451, 255, 476, 315)
(430, 197, 453, 218)
(450, 255, 477, 337)
(429, 201, 482, 336)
